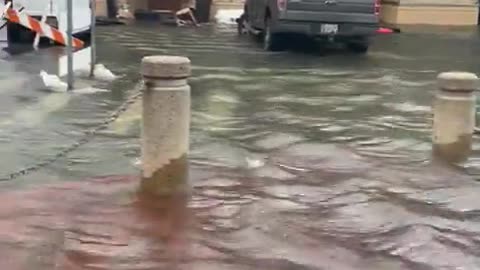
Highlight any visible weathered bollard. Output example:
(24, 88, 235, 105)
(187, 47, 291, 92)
(433, 72, 478, 163)
(140, 56, 191, 195)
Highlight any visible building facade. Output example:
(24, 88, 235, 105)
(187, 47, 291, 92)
(381, 0, 479, 26)
(117, 0, 479, 26)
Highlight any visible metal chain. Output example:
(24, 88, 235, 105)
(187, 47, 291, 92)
(0, 90, 143, 182)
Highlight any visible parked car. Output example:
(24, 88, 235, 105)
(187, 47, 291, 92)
(3, 0, 91, 43)
(242, 0, 380, 53)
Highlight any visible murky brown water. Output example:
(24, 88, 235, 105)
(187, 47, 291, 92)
(1, 23, 480, 269)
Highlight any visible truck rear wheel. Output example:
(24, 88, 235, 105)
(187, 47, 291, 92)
(263, 17, 283, 51)
(237, 13, 246, 35)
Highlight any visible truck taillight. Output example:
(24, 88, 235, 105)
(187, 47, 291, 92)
(374, 0, 380, 16)
(278, 0, 287, 11)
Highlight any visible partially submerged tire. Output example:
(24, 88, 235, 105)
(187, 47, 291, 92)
(237, 14, 246, 35)
(263, 17, 283, 51)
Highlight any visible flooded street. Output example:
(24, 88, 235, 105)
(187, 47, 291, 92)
(1, 23, 480, 269)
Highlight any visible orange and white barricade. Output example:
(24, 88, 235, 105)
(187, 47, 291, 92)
(0, 2, 12, 22)
(2, 7, 84, 49)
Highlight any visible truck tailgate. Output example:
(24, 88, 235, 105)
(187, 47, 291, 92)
(284, 0, 377, 23)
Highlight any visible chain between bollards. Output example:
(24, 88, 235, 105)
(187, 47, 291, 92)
(0, 90, 143, 182)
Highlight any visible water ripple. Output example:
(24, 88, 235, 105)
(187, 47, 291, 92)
(1, 23, 479, 270)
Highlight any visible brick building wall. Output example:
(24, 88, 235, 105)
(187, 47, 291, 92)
(125, 0, 184, 11)
(213, 0, 243, 9)
(381, 0, 479, 26)
(119, 0, 479, 25)
(95, 0, 108, 17)
(95, 0, 126, 16)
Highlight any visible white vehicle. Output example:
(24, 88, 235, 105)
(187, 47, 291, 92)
(3, 0, 91, 43)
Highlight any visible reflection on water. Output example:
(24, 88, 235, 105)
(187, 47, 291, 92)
(1, 24, 480, 269)
(2, 156, 480, 270)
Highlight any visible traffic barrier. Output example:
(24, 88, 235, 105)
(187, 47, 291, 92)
(0, 2, 11, 22)
(33, 6, 49, 50)
(3, 7, 84, 48)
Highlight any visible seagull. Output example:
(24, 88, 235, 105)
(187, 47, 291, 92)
(39, 70, 68, 92)
(93, 64, 117, 82)
(76, 63, 118, 82)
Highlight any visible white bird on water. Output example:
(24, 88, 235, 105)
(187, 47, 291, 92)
(92, 64, 117, 82)
(77, 64, 118, 82)
(39, 70, 68, 92)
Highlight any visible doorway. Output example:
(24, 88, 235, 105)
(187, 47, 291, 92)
(195, 0, 212, 23)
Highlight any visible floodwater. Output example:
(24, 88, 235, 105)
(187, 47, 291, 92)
(1, 24, 480, 269)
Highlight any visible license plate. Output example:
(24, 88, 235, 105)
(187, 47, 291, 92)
(321, 24, 338, 34)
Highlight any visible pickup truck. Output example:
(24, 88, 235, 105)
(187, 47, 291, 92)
(243, 0, 380, 53)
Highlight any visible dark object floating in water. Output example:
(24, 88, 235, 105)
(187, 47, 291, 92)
(96, 17, 126, 26)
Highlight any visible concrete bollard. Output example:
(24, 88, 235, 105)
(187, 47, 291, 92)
(140, 56, 191, 195)
(433, 72, 478, 163)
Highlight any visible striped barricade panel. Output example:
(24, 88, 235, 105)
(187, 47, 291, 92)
(5, 8, 84, 48)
